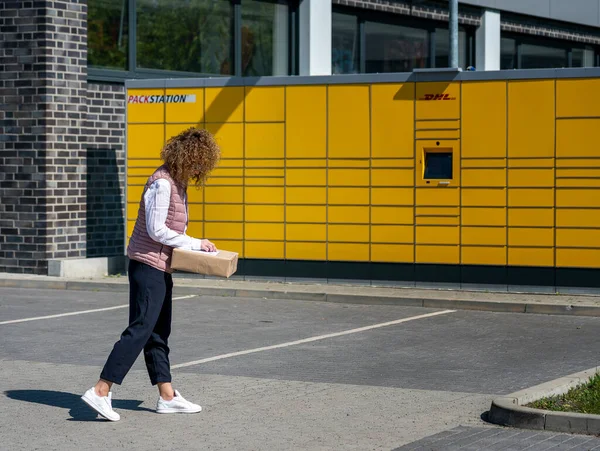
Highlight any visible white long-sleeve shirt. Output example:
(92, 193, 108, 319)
(144, 179, 203, 250)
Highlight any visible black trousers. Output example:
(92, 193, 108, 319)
(100, 259, 173, 385)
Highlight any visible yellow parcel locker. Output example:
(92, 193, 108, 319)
(508, 247, 554, 267)
(245, 86, 284, 122)
(246, 205, 285, 222)
(205, 123, 243, 159)
(508, 80, 555, 158)
(462, 246, 506, 266)
(245, 186, 284, 204)
(128, 124, 164, 160)
(285, 205, 326, 223)
(371, 244, 414, 263)
(286, 187, 327, 205)
(328, 168, 369, 186)
(328, 206, 370, 224)
(328, 85, 370, 159)
(328, 243, 369, 261)
(286, 86, 327, 159)
(205, 222, 243, 240)
(328, 187, 370, 205)
(328, 224, 369, 242)
(245, 223, 284, 241)
(286, 224, 326, 242)
(205, 87, 244, 123)
(556, 229, 600, 248)
(286, 242, 327, 260)
(556, 249, 600, 268)
(166, 124, 199, 143)
(462, 81, 507, 159)
(416, 82, 460, 120)
(165, 88, 204, 123)
(245, 241, 284, 259)
(371, 225, 413, 243)
(286, 169, 326, 186)
(371, 83, 415, 159)
(127, 89, 165, 123)
(416, 245, 459, 264)
(204, 186, 243, 204)
(556, 79, 600, 118)
(245, 123, 284, 159)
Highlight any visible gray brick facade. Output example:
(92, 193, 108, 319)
(333, 0, 600, 43)
(0, 1, 125, 274)
(1, 0, 599, 276)
(84, 83, 125, 258)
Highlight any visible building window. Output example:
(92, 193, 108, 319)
(365, 22, 429, 73)
(88, 0, 129, 70)
(331, 6, 474, 75)
(500, 37, 517, 70)
(500, 33, 599, 70)
(241, 0, 289, 77)
(520, 43, 567, 69)
(572, 48, 596, 67)
(434, 28, 468, 69)
(332, 12, 359, 74)
(136, 0, 232, 75)
(88, 0, 297, 79)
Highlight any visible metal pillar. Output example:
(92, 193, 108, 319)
(449, 0, 458, 68)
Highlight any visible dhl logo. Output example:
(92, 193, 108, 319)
(419, 93, 456, 101)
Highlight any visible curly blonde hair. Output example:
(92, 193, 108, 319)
(160, 127, 220, 187)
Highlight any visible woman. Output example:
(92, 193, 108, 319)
(81, 127, 221, 421)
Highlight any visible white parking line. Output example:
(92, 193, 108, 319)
(172, 309, 456, 369)
(0, 295, 197, 325)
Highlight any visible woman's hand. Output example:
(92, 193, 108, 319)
(201, 239, 217, 252)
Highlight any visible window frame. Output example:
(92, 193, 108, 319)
(88, 0, 299, 83)
(500, 31, 600, 70)
(331, 4, 476, 74)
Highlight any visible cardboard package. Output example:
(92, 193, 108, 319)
(171, 248, 238, 278)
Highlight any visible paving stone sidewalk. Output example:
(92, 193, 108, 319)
(393, 426, 600, 450)
(1, 272, 600, 310)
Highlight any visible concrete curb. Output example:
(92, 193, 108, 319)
(488, 367, 600, 435)
(2, 276, 600, 316)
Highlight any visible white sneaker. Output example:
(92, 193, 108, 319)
(156, 389, 202, 414)
(81, 387, 121, 421)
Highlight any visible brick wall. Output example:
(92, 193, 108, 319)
(1, 1, 127, 274)
(44, 0, 88, 262)
(332, 0, 482, 26)
(333, 0, 600, 43)
(85, 83, 126, 258)
(501, 13, 600, 45)
(1, 1, 52, 274)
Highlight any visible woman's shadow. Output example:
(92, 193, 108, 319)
(4, 389, 155, 422)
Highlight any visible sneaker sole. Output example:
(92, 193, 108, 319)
(81, 394, 120, 421)
(156, 407, 202, 414)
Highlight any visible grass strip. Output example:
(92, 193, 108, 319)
(527, 373, 600, 415)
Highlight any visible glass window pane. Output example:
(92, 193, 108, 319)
(584, 48, 596, 67)
(521, 43, 567, 69)
(500, 37, 517, 69)
(332, 12, 359, 74)
(137, 0, 232, 75)
(573, 48, 596, 67)
(435, 28, 468, 69)
(365, 22, 429, 73)
(241, 0, 289, 77)
(88, 0, 128, 70)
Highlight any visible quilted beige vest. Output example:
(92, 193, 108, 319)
(127, 165, 188, 273)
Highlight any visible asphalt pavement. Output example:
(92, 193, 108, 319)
(1, 286, 600, 450)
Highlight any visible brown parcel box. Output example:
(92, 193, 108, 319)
(171, 248, 238, 278)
